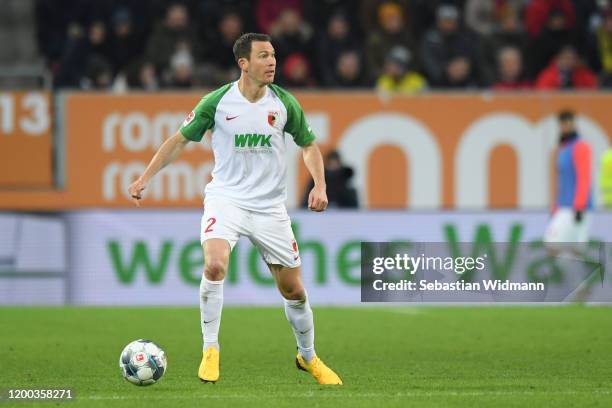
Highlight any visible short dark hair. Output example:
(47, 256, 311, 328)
(233, 33, 271, 62)
(558, 109, 575, 122)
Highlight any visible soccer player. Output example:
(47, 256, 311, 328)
(544, 109, 592, 253)
(127, 33, 342, 385)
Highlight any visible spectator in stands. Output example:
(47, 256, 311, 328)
(35, 0, 112, 67)
(359, 0, 415, 38)
(317, 13, 361, 86)
(589, 7, 612, 87)
(527, 7, 577, 78)
(465, 0, 526, 37)
(376, 46, 426, 93)
(54, 21, 111, 88)
(421, 5, 481, 88)
(465, 0, 496, 37)
(201, 11, 243, 86)
(52, 23, 85, 87)
(525, 0, 576, 38)
(256, 0, 303, 34)
(271, 8, 315, 82)
(281, 53, 317, 88)
(535, 44, 598, 89)
(167, 48, 194, 88)
(198, 0, 256, 41)
(492, 46, 533, 90)
(108, 8, 142, 76)
(481, 6, 529, 84)
(365, 2, 417, 79)
(145, 3, 199, 75)
(83, 54, 113, 89)
(330, 50, 371, 88)
(301, 150, 358, 208)
(308, 0, 360, 35)
(87, 21, 111, 61)
(126, 60, 159, 91)
(444, 55, 480, 89)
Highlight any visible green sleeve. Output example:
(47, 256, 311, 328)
(179, 83, 232, 142)
(269, 84, 316, 146)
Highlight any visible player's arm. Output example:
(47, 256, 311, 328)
(273, 85, 328, 211)
(128, 91, 216, 206)
(572, 141, 592, 222)
(128, 131, 190, 206)
(302, 142, 328, 212)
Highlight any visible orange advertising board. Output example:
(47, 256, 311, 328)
(0, 92, 610, 210)
(0, 92, 52, 187)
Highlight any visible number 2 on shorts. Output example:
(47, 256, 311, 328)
(204, 217, 216, 233)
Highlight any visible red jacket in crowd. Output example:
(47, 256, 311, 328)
(525, 0, 576, 38)
(535, 61, 598, 89)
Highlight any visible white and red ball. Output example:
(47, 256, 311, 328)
(119, 339, 167, 386)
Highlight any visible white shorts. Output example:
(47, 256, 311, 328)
(544, 208, 590, 250)
(200, 198, 301, 268)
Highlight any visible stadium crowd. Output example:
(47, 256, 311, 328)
(34, 0, 612, 92)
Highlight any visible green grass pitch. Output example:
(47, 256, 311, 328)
(1, 306, 612, 407)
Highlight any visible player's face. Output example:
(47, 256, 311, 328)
(247, 41, 276, 84)
(560, 119, 575, 135)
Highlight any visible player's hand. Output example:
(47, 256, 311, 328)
(128, 178, 147, 207)
(308, 185, 328, 212)
(575, 210, 583, 223)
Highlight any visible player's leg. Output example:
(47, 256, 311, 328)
(268, 263, 342, 385)
(544, 208, 574, 256)
(198, 238, 230, 383)
(545, 209, 596, 302)
(198, 199, 245, 382)
(268, 264, 314, 360)
(571, 212, 598, 301)
(247, 205, 341, 384)
(201, 238, 230, 350)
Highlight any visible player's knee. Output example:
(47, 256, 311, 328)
(204, 258, 227, 281)
(279, 284, 305, 301)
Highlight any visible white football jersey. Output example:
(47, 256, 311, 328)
(179, 82, 315, 211)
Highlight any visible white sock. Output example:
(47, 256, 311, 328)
(200, 277, 224, 351)
(284, 294, 316, 362)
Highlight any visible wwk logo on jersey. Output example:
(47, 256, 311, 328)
(234, 133, 273, 150)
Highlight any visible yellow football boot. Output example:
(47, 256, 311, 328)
(198, 347, 220, 383)
(295, 354, 343, 385)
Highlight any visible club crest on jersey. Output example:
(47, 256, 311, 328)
(268, 111, 279, 127)
(183, 110, 195, 126)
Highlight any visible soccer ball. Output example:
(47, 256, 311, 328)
(119, 339, 167, 386)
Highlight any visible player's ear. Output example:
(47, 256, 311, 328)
(238, 57, 248, 72)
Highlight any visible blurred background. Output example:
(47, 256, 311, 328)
(1, 0, 612, 306)
(5, 0, 612, 91)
